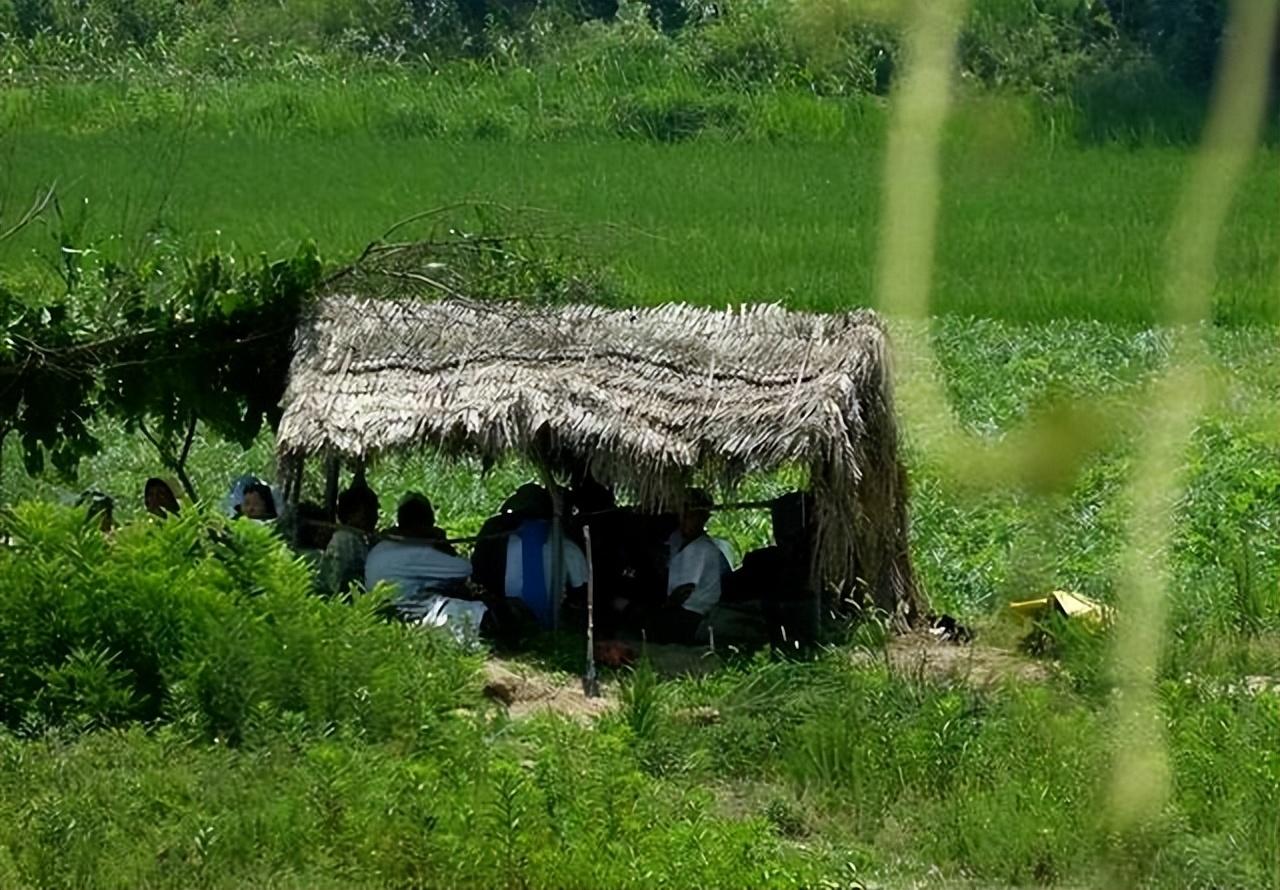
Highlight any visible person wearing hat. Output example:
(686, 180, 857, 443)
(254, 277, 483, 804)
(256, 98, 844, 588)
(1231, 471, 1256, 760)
(471, 482, 588, 633)
(655, 488, 730, 644)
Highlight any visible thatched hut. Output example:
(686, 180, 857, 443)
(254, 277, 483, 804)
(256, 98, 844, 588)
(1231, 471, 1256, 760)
(275, 295, 923, 624)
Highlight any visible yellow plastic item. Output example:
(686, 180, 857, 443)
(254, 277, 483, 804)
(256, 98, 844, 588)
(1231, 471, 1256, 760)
(1009, 590, 1111, 625)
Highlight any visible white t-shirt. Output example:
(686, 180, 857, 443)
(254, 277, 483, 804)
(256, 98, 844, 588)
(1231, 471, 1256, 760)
(503, 534, 588, 600)
(667, 532, 731, 615)
(365, 539, 472, 602)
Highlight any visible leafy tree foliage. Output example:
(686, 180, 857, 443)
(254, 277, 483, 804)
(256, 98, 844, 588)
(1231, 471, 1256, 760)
(1102, 0, 1229, 86)
(0, 238, 322, 492)
(0, 202, 609, 493)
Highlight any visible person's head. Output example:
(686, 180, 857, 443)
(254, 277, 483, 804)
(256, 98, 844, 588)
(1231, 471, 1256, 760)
(678, 488, 713, 540)
(771, 492, 815, 552)
(144, 478, 180, 517)
(571, 472, 615, 516)
(337, 485, 379, 533)
(295, 502, 332, 550)
(241, 482, 277, 520)
(78, 490, 114, 533)
(502, 483, 552, 521)
(396, 492, 437, 539)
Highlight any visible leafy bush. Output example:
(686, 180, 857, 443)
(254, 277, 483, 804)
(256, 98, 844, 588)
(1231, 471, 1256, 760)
(1103, 0, 1228, 88)
(0, 503, 479, 740)
(962, 0, 1119, 95)
(1071, 58, 1207, 144)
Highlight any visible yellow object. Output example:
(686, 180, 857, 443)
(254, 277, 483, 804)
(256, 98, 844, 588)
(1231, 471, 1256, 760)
(1009, 590, 1111, 625)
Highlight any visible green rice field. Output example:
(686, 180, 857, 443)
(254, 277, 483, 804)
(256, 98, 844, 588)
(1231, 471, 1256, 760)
(4, 108, 1278, 323)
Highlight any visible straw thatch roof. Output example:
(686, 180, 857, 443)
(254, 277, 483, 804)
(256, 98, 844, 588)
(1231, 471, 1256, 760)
(277, 296, 921, 620)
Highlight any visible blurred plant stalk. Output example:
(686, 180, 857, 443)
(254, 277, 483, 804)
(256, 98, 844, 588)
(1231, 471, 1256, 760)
(1106, 0, 1280, 839)
(874, 0, 1279, 870)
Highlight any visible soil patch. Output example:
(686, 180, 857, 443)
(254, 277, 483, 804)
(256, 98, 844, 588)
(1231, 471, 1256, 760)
(854, 632, 1053, 686)
(483, 660, 616, 721)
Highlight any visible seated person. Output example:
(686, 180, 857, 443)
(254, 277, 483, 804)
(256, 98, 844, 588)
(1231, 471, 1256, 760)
(654, 489, 730, 644)
(240, 482, 278, 521)
(719, 492, 820, 647)
(471, 482, 550, 599)
(379, 490, 456, 554)
(365, 493, 472, 618)
(143, 477, 181, 518)
(470, 482, 589, 636)
(504, 514, 589, 630)
(318, 485, 379, 598)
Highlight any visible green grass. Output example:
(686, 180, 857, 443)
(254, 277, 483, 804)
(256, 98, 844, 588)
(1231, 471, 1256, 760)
(2, 71, 1277, 324)
(4, 31, 1280, 887)
(5, 128, 1278, 323)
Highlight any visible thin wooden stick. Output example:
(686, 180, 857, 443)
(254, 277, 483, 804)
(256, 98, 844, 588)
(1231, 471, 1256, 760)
(583, 525, 599, 698)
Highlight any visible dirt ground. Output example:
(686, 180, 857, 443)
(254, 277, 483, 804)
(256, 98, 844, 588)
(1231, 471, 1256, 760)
(483, 633, 1052, 721)
(482, 660, 616, 721)
(856, 631, 1053, 686)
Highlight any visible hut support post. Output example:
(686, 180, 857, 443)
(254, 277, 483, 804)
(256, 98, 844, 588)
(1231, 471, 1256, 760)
(323, 454, 340, 520)
(277, 454, 305, 507)
(538, 466, 566, 633)
(583, 525, 599, 698)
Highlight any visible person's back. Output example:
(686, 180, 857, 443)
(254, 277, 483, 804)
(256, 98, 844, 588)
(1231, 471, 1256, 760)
(365, 493, 470, 605)
(471, 483, 550, 598)
(318, 485, 379, 597)
(503, 518, 587, 628)
(667, 532, 730, 616)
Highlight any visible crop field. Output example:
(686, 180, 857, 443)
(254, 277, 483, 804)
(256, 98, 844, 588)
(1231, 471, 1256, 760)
(5, 119, 1279, 323)
(3, 1, 1280, 888)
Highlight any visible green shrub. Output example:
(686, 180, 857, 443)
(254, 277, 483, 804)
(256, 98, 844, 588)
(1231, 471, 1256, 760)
(0, 716, 830, 889)
(1071, 59, 1207, 144)
(0, 503, 479, 741)
(786, 0, 898, 95)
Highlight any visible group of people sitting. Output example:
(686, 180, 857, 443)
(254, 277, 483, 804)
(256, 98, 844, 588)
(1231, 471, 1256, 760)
(309, 476, 818, 649)
(82, 472, 820, 650)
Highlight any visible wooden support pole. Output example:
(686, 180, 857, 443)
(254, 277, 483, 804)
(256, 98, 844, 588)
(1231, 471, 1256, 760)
(323, 454, 340, 520)
(537, 465, 566, 633)
(583, 525, 599, 698)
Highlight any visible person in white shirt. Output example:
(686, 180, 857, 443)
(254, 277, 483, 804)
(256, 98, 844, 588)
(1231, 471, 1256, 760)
(656, 489, 729, 643)
(503, 517, 588, 629)
(365, 494, 472, 617)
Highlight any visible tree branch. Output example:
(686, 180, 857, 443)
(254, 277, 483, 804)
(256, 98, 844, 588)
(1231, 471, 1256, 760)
(138, 414, 200, 502)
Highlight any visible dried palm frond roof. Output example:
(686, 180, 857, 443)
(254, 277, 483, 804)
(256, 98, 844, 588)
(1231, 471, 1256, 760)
(277, 295, 922, 620)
